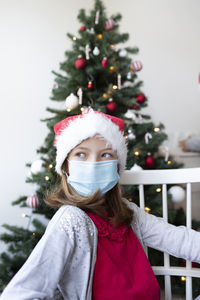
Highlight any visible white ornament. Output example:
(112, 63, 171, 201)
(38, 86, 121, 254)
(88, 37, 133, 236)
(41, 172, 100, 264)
(145, 132, 152, 144)
(65, 93, 79, 110)
(77, 88, 83, 105)
(124, 109, 136, 120)
(117, 74, 121, 89)
(31, 159, 44, 174)
(127, 72, 132, 80)
(93, 46, 100, 56)
(119, 49, 127, 57)
(85, 44, 91, 60)
(128, 132, 136, 140)
(130, 163, 143, 172)
(168, 186, 185, 203)
(95, 10, 100, 24)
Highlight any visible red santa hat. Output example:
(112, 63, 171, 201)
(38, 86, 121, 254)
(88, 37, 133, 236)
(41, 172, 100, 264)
(54, 109, 127, 175)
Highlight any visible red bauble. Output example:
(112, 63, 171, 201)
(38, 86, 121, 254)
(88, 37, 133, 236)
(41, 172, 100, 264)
(133, 104, 139, 110)
(136, 93, 146, 104)
(106, 101, 118, 113)
(26, 195, 40, 209)
(80, 25, 86, 31)
(145, 156, 155, 168)
(75, 57, 87, 69)
(88, 81, 93, 89)
(102, 57, 108, 68)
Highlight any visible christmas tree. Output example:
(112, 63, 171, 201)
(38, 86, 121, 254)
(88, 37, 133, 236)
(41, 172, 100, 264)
(0, 0, 199, 297)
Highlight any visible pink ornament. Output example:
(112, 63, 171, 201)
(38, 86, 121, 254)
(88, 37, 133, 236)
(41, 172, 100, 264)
(102, 57, 108, 68)
(26, 195, 40, 209)
(131, 61, 143, 72)
(105, 18, 115, 31)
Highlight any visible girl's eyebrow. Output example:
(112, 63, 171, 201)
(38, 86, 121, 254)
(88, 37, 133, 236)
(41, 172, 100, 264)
(74, 147, 114, 151)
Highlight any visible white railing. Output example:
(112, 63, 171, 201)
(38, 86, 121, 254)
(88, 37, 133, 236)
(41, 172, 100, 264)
(120, 168, 200, 300)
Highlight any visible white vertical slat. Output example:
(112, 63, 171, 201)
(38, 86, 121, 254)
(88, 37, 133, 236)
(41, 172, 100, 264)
(186, 183, 192, 300)
(162, 184, 172, 300)
(139, 184, 148, 257)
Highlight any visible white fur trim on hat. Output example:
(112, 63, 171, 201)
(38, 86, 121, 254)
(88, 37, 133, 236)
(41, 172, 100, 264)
(55, 111, 127, 175)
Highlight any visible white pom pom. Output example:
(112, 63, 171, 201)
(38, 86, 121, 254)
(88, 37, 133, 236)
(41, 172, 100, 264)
(31, 159, 44, 174)
(124, 109, 136, 120)
(130, 163, 143, 172)
(119, 49, 127, 57)
(168, 186, 185, 203)
(65, 93, 79, 110)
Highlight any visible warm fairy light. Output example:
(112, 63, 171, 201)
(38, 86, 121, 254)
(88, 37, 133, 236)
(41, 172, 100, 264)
(108, 97, 113, 102)
(97, 34, 103, 39)
(45, 176, 50, 181)
(110, 44, 114, 49)
(154, 127, 160, 132)
(32, 232, 36, 236)
(72, 36, 77, 41)
(22, 213, 27, 218)
(144, 207, 151, 213)
(156, 188, 162, 193)
(103, 93, 107, 98)
(109, 66, 115, 71)
(168, 160, 172, 165)
(125, 135, 129, 140)
(180, 276, 186, 282)
(67, 108, 71, 112)
(112, 85, 118, 90)
(134, 150, 140, 156)
(49, 164, 53, 169)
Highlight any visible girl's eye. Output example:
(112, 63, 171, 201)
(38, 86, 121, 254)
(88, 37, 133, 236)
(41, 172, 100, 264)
(102, 152, 112, 158)
(76, 152, 86, 158)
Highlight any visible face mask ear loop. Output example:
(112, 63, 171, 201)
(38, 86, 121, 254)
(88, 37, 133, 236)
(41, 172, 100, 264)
(62, 170, 68, 179)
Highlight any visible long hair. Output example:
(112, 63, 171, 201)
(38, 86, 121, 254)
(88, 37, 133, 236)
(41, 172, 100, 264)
(45, 160, 133, 228)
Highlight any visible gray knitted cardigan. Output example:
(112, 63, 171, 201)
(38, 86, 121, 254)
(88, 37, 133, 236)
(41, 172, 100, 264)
(1, 199, 200, 300)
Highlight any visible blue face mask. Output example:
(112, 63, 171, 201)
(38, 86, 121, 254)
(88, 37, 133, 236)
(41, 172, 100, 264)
(67, 160, 120, 197)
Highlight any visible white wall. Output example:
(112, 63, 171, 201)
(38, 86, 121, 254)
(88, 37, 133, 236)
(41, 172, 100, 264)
(1, 0, 200, 253)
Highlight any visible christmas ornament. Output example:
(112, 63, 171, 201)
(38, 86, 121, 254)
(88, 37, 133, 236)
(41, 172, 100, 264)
(93, 46, 100, 56)
(119, 49, 127, 57)
(161, 146, 169, 162)
(128, 132, 136, 140)
(136, 93, 146, 104)
(105, 18, 115, 31)
(85, 44, 90, 60)
(145, 155, 155, 168)
(130, 61, 143, 72)
(77, 88, 83, 105)
(53, 82, 58, 89)
(95, 10, 100, 24)
(124, 109, 136, 120)
(168, 186, 185, 203)
(117, 74, 121, 89)
(130, 163, 143, 172)
(80, 25, 86, 31)
(102, 57, 108, 68)
(106, 101, 118, 113)
(26, 195, 40, 209)
(65, 93, 79, 110)
(31, 159, 44, 174)
(75, 57, 87, 69)
(97, 34, 103, 39)
(88, 81, 93, 89)
(145, 132, 152, 144)
(133, 104, 139, 110)
(127, 72, 132, 80)
(109, 66, 115, 71)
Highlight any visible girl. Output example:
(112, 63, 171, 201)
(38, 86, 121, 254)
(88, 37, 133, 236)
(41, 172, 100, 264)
(1, 109, 200, 300)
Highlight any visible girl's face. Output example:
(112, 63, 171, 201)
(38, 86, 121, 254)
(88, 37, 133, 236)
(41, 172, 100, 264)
(68, 135, 118, 162)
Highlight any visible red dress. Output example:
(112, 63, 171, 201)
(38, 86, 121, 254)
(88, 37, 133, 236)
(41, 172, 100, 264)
(86, 212, 160, 300)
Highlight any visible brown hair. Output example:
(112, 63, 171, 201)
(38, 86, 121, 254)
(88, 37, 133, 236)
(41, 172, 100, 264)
(45, 160, 133, 228)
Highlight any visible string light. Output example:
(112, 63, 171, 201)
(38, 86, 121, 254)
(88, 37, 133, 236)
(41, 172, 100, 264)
(125, 135, 129, 140)
(72, 36, 77, 41)
(110, 44, 114, 49)
(167, 160, 172, 165)
(145, 207, 151, 213)
(112, 85, 118, 90)
(32, 232, 36, 237)
(97, 34, 103, 39)
(134, 149, 140, 156)
(154, 127, 160, 132)
(180, 276, 186, 282)
(156, 188, 162, 193)
(45, 176, 50, 181)
(103, 93, 107, 98)
(109, 66, 115, 71)
(49, 164, 53, 169)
